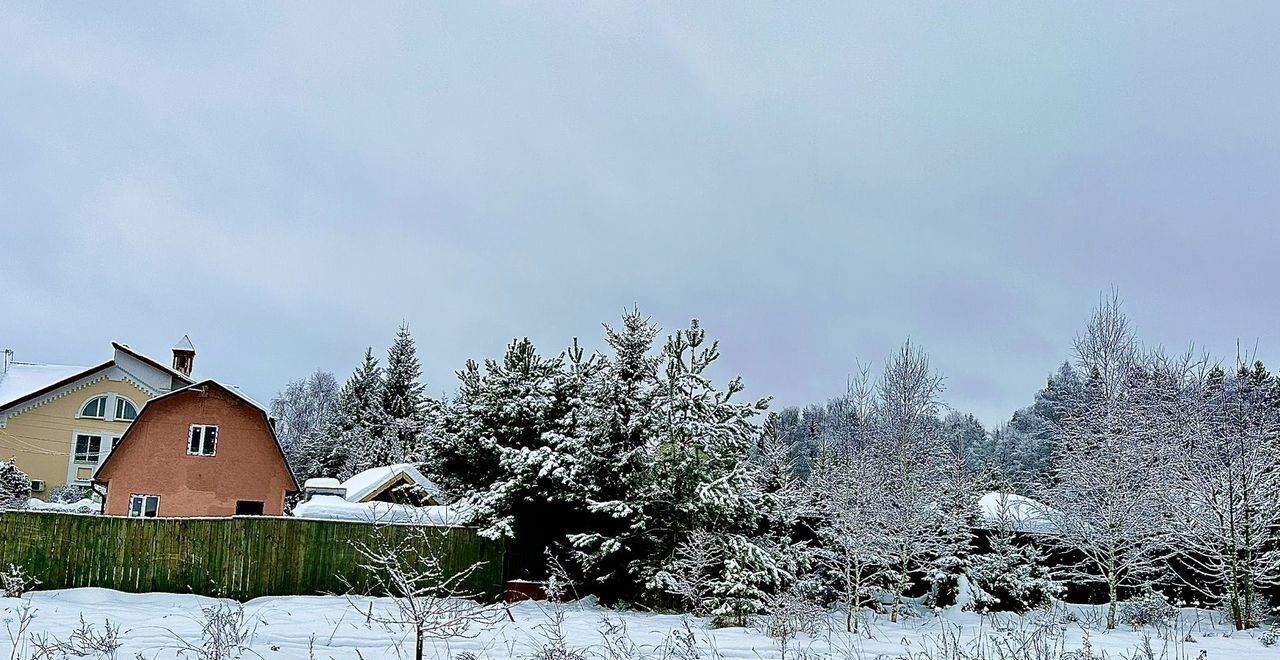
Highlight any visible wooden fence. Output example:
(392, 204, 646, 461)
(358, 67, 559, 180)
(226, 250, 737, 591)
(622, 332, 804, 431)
(0, 510, 504, 601)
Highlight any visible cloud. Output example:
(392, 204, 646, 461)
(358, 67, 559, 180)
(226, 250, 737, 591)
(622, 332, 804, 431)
(2, 2, 1278, 428)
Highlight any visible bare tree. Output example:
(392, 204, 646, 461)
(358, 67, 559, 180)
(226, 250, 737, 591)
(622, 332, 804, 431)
(1072, 289, 1140, 401)
(872, 341, 968, 623)
(1167, 359, 1280, 629)
(809, 448, 890, 633)
(270, 370, 340, 481)
(1041, 295, 1174, 630)
(349, 523, 498, 660)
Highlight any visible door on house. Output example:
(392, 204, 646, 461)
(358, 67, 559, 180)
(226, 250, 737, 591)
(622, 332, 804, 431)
(235, 500, 264, 516)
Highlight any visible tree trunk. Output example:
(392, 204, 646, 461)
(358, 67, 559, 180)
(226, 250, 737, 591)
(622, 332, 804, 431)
(1106, 580, 1118, 630)
(416, 629, 424, 660)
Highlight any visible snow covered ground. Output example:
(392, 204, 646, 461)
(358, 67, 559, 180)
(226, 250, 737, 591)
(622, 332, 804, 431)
(2, 589, 1275, 659)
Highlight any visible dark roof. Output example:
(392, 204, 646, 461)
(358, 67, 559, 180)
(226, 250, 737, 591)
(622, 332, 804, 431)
(94, 380, 299, 492)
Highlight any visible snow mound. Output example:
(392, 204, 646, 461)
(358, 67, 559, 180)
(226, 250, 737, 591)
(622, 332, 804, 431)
(291, 495, 472, 526)
(25, 498, 98, 513)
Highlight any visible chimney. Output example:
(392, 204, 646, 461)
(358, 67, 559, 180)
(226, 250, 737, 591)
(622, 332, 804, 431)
(2, 349, 12, 374)
(172, 335, 196, 377)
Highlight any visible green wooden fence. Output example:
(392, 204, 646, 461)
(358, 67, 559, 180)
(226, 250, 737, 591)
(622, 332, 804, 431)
(0, 511, 504, 601)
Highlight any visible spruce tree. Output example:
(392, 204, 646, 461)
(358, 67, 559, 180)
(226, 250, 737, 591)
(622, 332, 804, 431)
(330, 348, 391, 479)
(381, 323, 431, 462)
(560, 310, 661, 598)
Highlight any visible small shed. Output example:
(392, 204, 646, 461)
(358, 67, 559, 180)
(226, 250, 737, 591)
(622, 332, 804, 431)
(339, 463, 443, 506)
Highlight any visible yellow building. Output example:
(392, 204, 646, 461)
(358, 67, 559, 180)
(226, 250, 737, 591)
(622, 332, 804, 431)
(0, 338, 195, 499)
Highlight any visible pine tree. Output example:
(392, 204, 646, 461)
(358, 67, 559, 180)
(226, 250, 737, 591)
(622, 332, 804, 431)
(640, 320, 775, 611)
(559, 310, 660, 598)
(430, 337, 585, 580)
(753, 412, 806, 534)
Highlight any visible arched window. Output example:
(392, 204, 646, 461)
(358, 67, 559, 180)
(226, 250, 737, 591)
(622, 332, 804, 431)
(80, 395, 108, 419)
(79, 393, 141, 421)
(115, 397, 138, 421)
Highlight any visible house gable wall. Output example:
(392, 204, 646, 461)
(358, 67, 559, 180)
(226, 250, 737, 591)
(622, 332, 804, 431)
(97, 386, 295, 517)
(0, 376, 154, 498)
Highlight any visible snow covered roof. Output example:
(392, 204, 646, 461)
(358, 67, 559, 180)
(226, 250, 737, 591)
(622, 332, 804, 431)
(0, 342, 194, 417)
(147, 380, 269, 416)
(0, 361, 95, 409)
(292, 495, 471, 526)
(110, 343, 195, 386)
(977, 492, 1060, 535)
(226, 385, 269, 415)
(341, 463, 442, 503)
(173, 335, 195, 351)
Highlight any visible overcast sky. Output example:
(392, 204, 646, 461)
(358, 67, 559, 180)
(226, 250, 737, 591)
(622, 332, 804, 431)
(2, 3, 1278, 427)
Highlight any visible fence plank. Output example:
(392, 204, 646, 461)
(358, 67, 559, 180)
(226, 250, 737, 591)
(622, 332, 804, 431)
(0, 511, 504, 601)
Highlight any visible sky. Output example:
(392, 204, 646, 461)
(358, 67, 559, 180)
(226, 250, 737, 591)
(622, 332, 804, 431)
(1, 3, 1278, 427)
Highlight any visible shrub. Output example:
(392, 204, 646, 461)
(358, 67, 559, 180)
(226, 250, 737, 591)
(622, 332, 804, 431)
(0, 459, 31, 509)
(49, 483, 90, 504)
(1261, 621, 1279, 647)
(1, 563, 40, 598)
(967, 532, 1061, 613)
(1119, 588, 1177, 629)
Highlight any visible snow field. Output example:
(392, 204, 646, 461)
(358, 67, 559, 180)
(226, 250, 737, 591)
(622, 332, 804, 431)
(3, 589, 1276, 659)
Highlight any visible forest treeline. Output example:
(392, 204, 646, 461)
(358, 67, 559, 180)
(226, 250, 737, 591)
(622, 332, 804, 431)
(270, 294, 1280, 631)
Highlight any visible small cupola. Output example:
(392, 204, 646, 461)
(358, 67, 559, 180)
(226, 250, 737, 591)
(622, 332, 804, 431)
(172, 335, 196, 377)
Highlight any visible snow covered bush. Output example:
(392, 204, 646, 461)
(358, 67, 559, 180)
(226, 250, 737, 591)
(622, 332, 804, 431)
(0, 563, 39, 598)
(1261, 621, 1279, 647)
(1118, 588, 1177, 630)
(0, 458, 32, 509)
(651, 530, 797, 627)
(752, 582, 825, 648)
(48, 483, 89, 504)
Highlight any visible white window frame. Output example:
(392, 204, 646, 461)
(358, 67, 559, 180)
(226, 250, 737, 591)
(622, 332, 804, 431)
(114, 396, 139, 421)
(73, 433, 102, 463)
(78, 395, 108, 420)
(129, 494, 160, 518)
(188, 424, 219, 457)
(67, 431, 123, 486)
(77, 393, 141, 422)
